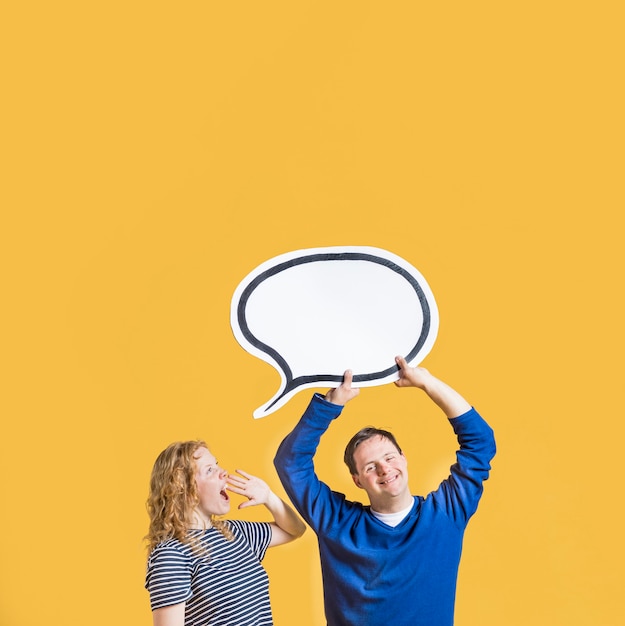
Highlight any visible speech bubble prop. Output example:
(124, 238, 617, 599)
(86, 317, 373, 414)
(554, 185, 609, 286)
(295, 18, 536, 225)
(231, 246, 439, 418)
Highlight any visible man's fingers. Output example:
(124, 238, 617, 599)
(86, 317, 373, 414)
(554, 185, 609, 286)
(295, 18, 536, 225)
(342, 369, 353, 387)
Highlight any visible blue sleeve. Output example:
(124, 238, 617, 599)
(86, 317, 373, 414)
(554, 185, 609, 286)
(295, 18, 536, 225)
(274, 394, 351, 533)
(430, 407, 496, 526)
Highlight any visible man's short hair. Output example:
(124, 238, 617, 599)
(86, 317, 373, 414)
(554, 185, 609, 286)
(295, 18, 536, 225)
(344, 427, 403, 475)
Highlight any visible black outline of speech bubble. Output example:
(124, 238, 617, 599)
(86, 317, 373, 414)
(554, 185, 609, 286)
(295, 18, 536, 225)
(236, 251, 433, 414)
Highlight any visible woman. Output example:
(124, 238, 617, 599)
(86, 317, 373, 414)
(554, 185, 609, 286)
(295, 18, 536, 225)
(145, 440, 306, 626)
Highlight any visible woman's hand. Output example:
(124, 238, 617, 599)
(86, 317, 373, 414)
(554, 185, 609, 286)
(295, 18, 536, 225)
(227, 469, 306, 544)
(227, 470, 271, 509)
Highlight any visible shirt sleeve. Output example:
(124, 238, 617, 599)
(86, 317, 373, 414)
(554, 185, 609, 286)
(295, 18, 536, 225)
(145, 543, 193, 611)
(430, 407, 496, 527)
(228, 520, 272, 562)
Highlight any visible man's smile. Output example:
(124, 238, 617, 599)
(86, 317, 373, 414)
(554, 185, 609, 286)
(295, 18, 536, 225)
(379, 474, 399, 485)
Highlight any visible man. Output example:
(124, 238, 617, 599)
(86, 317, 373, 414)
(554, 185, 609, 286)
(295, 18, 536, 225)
(274, 356, 496, 626)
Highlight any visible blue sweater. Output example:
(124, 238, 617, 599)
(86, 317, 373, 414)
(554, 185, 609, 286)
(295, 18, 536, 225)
(274, 394, 496, 626)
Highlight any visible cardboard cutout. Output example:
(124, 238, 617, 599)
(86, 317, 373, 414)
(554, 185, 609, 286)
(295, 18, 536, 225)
(231, 246, 439, 417)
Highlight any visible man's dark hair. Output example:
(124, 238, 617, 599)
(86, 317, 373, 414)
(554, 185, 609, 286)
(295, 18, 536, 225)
(344, 427, 403, 475)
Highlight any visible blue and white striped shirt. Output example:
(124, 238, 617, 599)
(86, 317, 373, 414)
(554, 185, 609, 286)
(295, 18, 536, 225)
(146, 520, 273, 626)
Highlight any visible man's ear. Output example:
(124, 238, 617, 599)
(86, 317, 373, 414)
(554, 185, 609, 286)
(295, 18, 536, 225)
(352, 474, 362, 489)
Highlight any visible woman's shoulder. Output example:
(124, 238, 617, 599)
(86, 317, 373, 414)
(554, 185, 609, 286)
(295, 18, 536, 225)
(226, 519, 270, 534)
(149, 532, 213, 562)
(149, 536, 189, 559)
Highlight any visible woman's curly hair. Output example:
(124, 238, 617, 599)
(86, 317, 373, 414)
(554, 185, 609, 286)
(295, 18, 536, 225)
(145, 440, 232, 556)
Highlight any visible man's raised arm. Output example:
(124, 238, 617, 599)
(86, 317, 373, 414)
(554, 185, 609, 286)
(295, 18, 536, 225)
(273, 371, 359, 531)
(394, 356, 471, 418)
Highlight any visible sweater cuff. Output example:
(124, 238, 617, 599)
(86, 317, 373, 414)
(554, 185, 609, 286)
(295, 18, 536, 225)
(448, 406, 479, 423)
(307, 392, 344, 419)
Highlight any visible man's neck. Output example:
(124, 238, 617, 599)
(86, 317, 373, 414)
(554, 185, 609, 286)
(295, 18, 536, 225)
(370, 492, 414, 515)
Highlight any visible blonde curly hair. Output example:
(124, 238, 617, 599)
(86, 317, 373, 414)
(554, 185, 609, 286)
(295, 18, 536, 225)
(145, 440, 232, 555)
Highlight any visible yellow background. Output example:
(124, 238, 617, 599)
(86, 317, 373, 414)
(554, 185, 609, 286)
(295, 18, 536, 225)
(2, 2, 623, 625)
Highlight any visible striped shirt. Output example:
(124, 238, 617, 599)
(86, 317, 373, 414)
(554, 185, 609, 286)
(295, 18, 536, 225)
(146, 520, 273, 626)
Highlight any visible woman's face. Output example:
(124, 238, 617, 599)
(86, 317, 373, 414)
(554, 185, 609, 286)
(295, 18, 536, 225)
(193, 446, 230, 523)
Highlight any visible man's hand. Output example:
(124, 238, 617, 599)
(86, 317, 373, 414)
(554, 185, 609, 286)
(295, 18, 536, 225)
(394, 355, 432, 389)
(324, 369, 360, 406)
(393, 355, 471, 418)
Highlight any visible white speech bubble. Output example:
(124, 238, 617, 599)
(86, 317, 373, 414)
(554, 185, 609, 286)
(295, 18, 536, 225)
(230, 246, 438, 418)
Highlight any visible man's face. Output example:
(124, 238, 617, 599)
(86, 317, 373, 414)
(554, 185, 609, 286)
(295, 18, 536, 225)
(351, 435, 410, 510)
